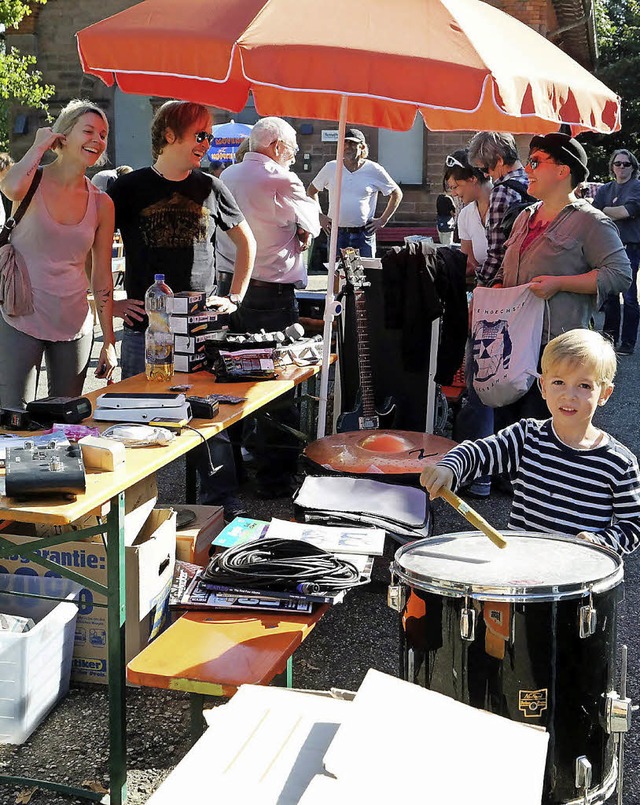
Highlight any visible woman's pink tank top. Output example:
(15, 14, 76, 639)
(2, 177, 100, 341)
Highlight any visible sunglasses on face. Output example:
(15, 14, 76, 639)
(445, 154, 466, 169)
(195, 131, 214, 145)
(613, 161, 632, 168)
(526, 157, 558, 171)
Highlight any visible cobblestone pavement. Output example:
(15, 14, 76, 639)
(0, 312, 638, 804)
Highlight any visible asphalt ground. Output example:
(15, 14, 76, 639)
(0, 307, 638, 804)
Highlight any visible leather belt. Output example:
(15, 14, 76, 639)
(248, 278, 295, 290)
(338, 225, 367, 233)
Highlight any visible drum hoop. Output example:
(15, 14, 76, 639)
(391, 531, 624, 602)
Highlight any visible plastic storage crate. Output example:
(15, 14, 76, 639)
(0, 574, 81, 744)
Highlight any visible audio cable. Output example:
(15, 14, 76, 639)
(204, 537, 369, 596)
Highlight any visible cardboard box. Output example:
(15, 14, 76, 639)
(159, 504, 225, 566)
(0, 508, 176, 685)
(174, 353, 208, 373)
(171, 291, 207, 315)
(170, 311, 227, 335)
(29, 475, 158, 548)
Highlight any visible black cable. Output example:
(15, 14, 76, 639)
(182, 424, 220, 477)
(204, 537, 368, 596)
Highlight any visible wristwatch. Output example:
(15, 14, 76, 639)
(226, 293, 242, 306)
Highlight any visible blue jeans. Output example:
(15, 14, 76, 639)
(454, 339, 494, 489)
(336, 226, 376, 258)
(232, 283, 301, 490)
(121, 328, 240, 505)
(603, 242, 640, 349)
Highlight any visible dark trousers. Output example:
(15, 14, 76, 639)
(232, 282, 301, 490)
(603, 242, 640, 349)
(120, 329, 239, 505)
(494, 376, 549, 432)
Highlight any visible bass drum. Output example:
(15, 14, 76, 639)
(391, 531, 624, 804)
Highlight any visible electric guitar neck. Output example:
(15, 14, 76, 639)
(337, 247, 396, 432)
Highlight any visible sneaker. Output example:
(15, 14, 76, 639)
(616, 344, 634, 356)
(222, 497, 249, 521)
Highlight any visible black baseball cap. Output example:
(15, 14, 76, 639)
(529, 132, 589, 181)
(344, 128, 366, 144)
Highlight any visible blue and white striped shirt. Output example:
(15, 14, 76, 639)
(439, 418, 640, 555)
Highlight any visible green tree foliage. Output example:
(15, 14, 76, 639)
(581, 0, 640, 180)
(0, 0, 54, 149)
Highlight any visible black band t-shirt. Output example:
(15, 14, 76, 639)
(109, 168, 244, 332)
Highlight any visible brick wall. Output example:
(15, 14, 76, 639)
(7, 0, 133, 163)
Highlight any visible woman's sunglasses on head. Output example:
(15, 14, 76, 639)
(445, 154, 466, 169)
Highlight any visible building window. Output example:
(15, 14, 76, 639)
(377, 115, 424, 185)
(236, 93, 259, 125)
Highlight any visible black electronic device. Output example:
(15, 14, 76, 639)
(5, 440, 86, 500)
(186, 396, 220, 419)
(1, 408, 34, 431)
(26, 396, 92, 427)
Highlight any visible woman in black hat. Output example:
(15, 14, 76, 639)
(493, 132, 632, 422)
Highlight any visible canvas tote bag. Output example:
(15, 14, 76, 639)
(470, 283, 545, 407)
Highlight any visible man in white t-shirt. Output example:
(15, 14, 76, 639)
(307, 128, 402, 257)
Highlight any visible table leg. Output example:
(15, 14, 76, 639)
(106, 491, 127, 805)
(185, 452, 198, 504)
(189, 694, 206, 744)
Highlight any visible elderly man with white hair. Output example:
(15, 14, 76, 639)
(218, 116, 321, 498)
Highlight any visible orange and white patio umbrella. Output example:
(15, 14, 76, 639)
(77, 0, 621, 435)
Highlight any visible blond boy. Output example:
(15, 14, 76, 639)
(421, 329, 640, 554)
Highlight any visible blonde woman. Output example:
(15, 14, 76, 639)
(0, 99, 116, 408)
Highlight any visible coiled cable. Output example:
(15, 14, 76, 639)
(204, 537, 367, 596)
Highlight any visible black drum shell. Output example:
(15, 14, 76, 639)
(393, 533, 623, 804)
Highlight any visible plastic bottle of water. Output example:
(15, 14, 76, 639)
(145, 274, 174, 381)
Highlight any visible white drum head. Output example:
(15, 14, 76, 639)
(393, 531, 623, 601)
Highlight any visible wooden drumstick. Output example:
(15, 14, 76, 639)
(438, 487, 508, 550)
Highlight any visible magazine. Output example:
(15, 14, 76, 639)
(212, 517, 269, 549)
(174, 569, 314, 613)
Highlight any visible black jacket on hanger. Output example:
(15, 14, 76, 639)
(381, 242, 467, 384)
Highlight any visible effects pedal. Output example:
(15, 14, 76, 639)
(186, 396, 220, 419)
(5, 441, 86, 500)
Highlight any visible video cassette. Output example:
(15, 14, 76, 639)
(169, 311, 228, 335)
(174, 332, 226, 355)
(174, 353, 208, 373)
(171, 291, 207, 315)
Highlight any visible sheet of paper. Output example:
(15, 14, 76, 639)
(323, 669, 548, 805)
(266, 518, 385, 556)
(148, 686, 349, 805)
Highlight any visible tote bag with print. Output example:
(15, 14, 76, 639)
(470, 284, 545, 407)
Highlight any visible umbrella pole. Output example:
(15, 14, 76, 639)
(316, 95, 348, 438)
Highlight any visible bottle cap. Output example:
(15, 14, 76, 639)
(154, 274, 165, 281)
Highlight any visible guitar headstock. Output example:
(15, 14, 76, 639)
(340, 247, 369, 289)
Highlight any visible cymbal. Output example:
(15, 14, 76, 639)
(304, 430, 457, 475)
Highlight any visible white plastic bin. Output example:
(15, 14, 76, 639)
(0, 573, 81, 744)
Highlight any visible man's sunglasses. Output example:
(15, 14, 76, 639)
(195, 131, 214, 145)
(613, 161, 632, 168)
